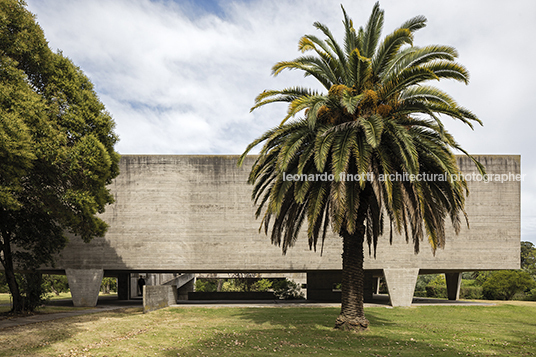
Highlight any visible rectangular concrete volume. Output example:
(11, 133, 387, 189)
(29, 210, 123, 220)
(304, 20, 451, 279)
(143, 285, 178, 313)
(22, 155, 521, 308)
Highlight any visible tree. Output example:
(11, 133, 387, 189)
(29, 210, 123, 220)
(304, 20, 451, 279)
(482, 270, 535, 300)
(0, 0, 119, 313)
(521, 241, 536, 278)
(239, 2, 483, 331)
(42, 275, 70, 296)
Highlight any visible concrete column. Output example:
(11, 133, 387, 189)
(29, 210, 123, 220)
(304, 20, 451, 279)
(131, 274, 139, 297)
(306, 271, 341, 302)
(383, 268, 419, 307)
(374, 276, 380, 294)
(117, 273, 130, 300)
(66, 269, 103, 307)
(445, 272, 462, 300)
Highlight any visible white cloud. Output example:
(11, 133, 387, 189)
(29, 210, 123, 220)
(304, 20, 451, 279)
(25, 0, 536, 243)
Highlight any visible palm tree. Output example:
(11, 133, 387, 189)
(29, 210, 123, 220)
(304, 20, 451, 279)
(239, 2, 484, 331)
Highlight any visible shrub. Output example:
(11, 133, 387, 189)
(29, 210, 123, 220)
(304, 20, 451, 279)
(413, 290, 427, 298)
(273, 279, 305, 300)
(195, 279, 217, 292)
(251, 279, 272, 292)
(524, 288, 536, 301)
(415, 274, 440, 294)
(42, 275, 70, 296)
(16, 272, 45, 311)
(100, 277, 117, 294)
(460, 286, 483, 300)
(428, 275, 446, 286)
(482, 270, 535, 300)
(0, 273, 8, 293)
(221, 280, 242, 292)
(425, 285, 447, 298)
(423, 283, 483, 300)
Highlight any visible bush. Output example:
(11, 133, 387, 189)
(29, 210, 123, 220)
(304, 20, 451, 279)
(195, 279, 218, 292)
(16, 272, 46, 312)
(415, 274, 440, 294)
(425, 285, 447, 298)
(482, 270, 535, 300)
(0, 273, 8, 293)
(100, 277, 117, 294)
(524, 288, 536, 301)
(273, 279, 305, 300)
(42, 275, 70, 296)
(460, 286, 483, 300)
(251, 279, 272, 292)
(221, 280, 242, 292)
(413, 290, 427, 298)
(423, 282, 483, 300)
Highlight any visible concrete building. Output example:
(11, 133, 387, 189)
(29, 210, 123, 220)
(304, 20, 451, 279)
(6, 155, 521, 307)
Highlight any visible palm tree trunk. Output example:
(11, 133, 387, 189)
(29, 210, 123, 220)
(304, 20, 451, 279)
(335, 224, 369, 331)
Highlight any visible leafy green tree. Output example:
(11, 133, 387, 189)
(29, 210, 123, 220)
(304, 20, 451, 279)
(42, 275, 70, 296)
(0, 0, 119, 313)
(482, 270, 535, 300)
(272, 279, 305, 300)
(521, 241, 536, 278)
(195, 279, 216, 293)
(100, 277, 117, 294)
(251, 279, 273, 292)
(239, 2, 482, 331)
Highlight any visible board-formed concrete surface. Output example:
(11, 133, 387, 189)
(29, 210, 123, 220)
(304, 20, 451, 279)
(4, 155, 521, 306)
(53, 155, 520, 272)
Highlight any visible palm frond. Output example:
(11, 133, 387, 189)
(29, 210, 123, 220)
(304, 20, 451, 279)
(358, 114, 384, 148)
(372, 28, 413, 78)
(241, 2, 483, 258)
(362, 1, 384, 58)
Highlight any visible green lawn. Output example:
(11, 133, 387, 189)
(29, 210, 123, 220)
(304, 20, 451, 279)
(0, 292, 73, 305)
(0, 292, 115, 314)
(0, 302, 535, 356)
(0, 292, 117, 305)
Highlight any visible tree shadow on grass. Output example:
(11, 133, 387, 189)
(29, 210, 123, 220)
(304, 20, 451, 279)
(162, 305, 536, 356)
(0, 307, 143, 356)
(161, 307, 470, 357)
(231, 306, 395, 329)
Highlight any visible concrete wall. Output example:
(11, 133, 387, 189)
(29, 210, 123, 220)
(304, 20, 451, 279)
(143, 285, 178, 313)
(50, 155, 520, 273)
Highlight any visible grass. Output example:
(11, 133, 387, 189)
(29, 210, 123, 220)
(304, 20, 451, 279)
(0, 301, 535, 356)
(0, 293, 116, 315)
(0, 292, 74, 305)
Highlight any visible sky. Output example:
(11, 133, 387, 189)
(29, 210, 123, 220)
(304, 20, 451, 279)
(24, 0, 536, 245)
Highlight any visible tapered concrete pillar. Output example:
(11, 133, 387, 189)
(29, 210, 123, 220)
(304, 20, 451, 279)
(66, 269, 103, 307)
(445, 272, 462, 300)
(383, 268, 419, 307)
(374, 277, 380, 294)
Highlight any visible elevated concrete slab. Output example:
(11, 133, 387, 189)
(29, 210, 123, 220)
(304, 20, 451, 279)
(49, 155, 520, 274)
(3, 155, 520, 307)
